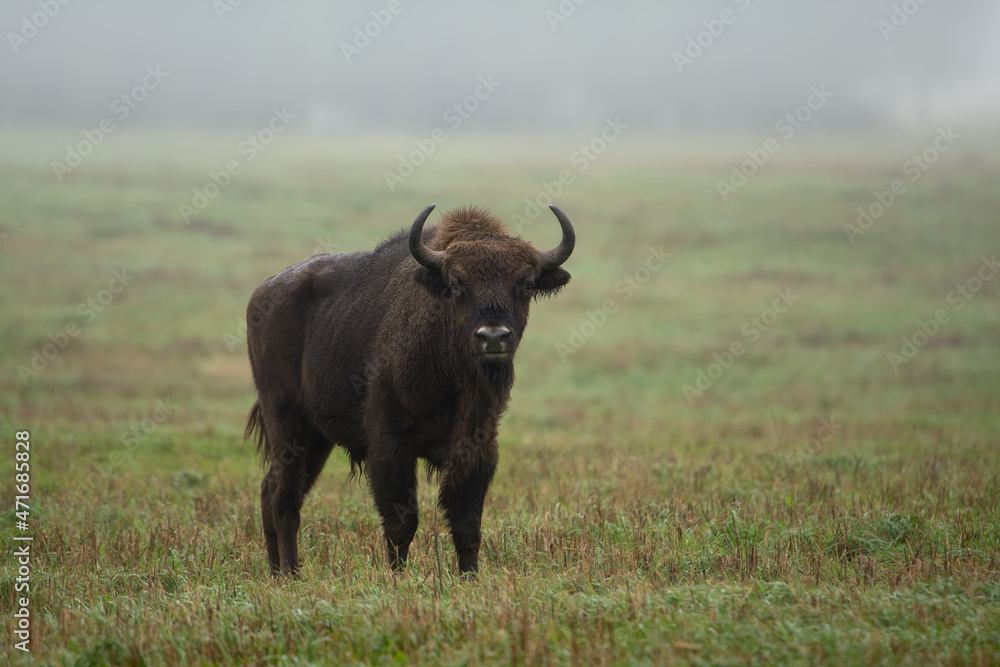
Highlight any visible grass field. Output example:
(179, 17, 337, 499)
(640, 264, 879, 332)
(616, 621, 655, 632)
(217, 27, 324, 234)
(1, 126, 999, 665)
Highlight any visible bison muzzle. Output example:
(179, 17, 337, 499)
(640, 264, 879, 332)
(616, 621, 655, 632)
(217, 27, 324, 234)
(245, 204, 575, 577)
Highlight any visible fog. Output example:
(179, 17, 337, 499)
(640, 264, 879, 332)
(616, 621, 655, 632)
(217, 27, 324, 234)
(2, 0, 999, 133)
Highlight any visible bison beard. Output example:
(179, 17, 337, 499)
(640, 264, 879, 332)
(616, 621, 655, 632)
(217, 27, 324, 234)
(245, 204, 574, 577)
(479, 356, 514, 387)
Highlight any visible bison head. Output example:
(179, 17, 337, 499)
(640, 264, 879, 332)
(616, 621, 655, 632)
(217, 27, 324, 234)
(409, 204, 574, 381)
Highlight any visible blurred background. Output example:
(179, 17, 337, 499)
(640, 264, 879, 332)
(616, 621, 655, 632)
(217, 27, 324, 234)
(3, 1, 1000, 132)
(2, 0, 1000, 493)
(1, 3, 1000, 661)
(3, 0, 998, 414)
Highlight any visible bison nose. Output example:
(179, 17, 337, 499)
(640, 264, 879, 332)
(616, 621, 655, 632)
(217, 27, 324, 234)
(475, 325, 512, 354)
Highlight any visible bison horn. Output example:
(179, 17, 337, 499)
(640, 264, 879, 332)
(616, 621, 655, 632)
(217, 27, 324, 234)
(538, 206, 576, 270)
(408, 204, 445, 272)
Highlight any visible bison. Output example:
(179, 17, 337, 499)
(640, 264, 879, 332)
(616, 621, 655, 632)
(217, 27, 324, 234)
(245, 204, 575, 577)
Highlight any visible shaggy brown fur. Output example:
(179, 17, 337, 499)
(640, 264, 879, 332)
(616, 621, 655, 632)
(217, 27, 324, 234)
(430, 206, 509, 248)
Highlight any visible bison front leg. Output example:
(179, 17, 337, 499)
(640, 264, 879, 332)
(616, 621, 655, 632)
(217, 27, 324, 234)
(367, 458, 420, 571)
(260, 470, 281, 576)
(438, 466, 495, 577)
(261, 425, 333, 578)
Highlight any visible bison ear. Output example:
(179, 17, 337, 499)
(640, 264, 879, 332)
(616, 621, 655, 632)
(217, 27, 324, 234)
(534, 267, 571, 298)
(414, 267, 452, 298)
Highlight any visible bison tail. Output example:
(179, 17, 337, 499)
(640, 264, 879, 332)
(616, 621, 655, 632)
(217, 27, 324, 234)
(244, 401, 268, 465)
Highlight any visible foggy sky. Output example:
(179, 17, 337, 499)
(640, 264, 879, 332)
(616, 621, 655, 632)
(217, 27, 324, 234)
(2, 0, 999, 133)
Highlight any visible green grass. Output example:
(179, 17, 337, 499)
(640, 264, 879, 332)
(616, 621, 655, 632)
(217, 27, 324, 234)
(1, 127, 999, 665)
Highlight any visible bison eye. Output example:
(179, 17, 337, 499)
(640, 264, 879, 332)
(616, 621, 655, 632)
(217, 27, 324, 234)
(524, 283, 536, 297)
(450, 283, 462, 297)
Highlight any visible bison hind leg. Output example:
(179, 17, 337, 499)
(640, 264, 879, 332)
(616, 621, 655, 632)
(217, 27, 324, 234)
(260, 470, 281, 575)
(248, 402, 281, 575)
(256, 404, 322, 578)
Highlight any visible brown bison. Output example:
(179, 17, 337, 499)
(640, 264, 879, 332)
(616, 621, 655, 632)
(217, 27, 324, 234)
(245, 204, 575, 577)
